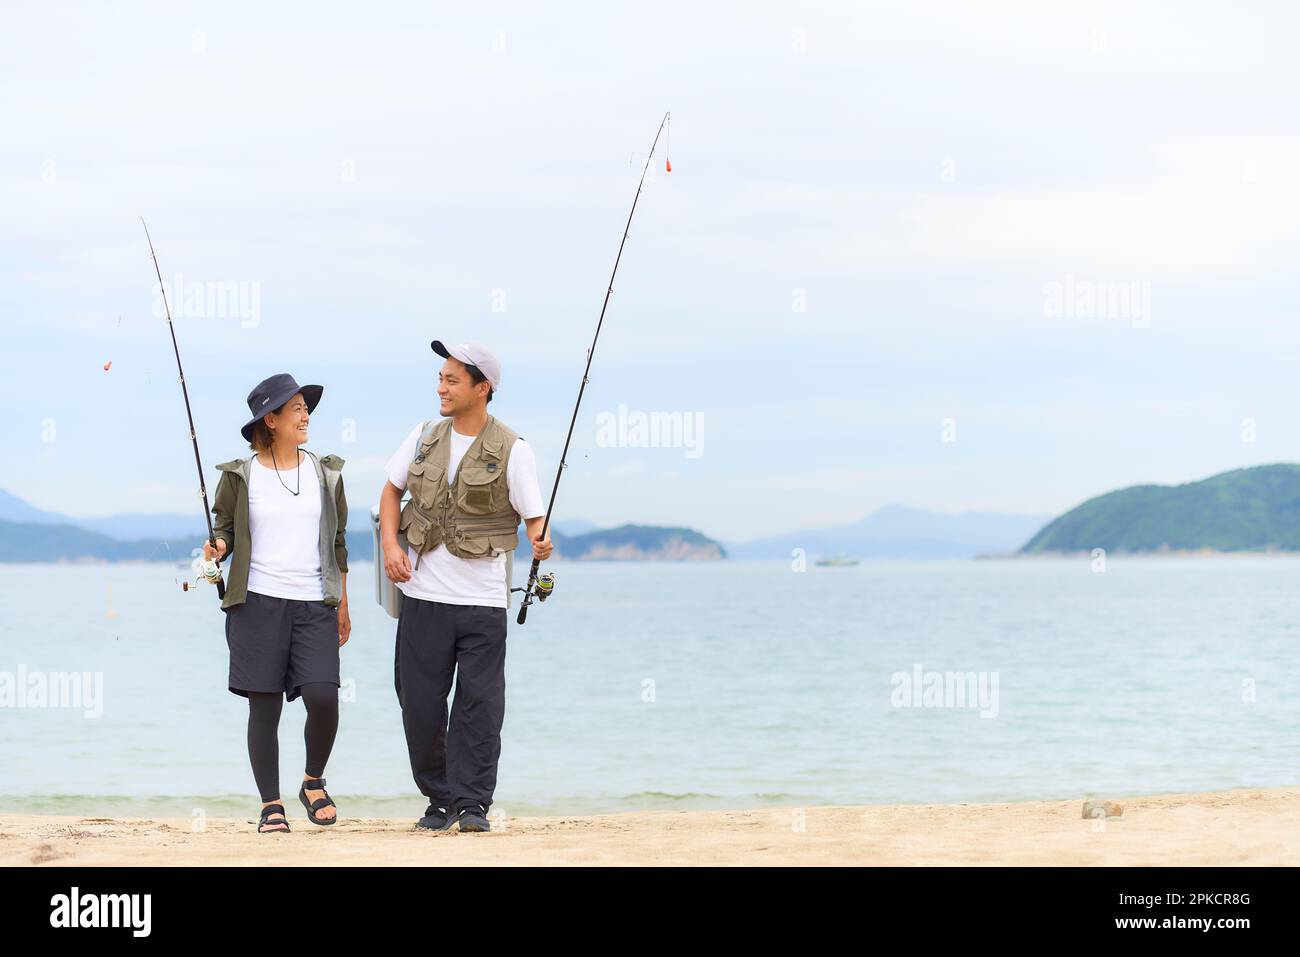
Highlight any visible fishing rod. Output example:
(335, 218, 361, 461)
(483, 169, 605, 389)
(141, 218, 225, 598)
(515, 111, 670, 625)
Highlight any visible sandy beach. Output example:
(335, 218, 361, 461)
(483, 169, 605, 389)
(4, 786, 1298, 866)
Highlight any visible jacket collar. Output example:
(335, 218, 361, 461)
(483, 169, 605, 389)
(216, 450, 343, 482)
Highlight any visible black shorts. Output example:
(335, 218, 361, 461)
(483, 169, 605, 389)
(224, 590, 340, 702)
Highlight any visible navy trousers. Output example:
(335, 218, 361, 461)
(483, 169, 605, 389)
(394, 595, 508, 811)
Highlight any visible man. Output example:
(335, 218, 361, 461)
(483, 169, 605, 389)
(379, 340, 552, 833)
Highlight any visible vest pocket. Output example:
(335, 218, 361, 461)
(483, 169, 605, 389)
(449, 535, 492, 559)
(407, 460, 445, 510)
(399, 506, 433, 550)
(455, 466, 503, 515)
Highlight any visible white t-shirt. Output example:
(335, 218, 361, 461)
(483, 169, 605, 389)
(246, 451, 325, 601)
(384, 420, 545, 608)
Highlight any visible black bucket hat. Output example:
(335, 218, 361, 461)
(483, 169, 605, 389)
(241, 373, 323, 442)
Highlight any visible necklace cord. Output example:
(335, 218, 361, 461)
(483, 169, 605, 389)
(268, 443, 302, 496)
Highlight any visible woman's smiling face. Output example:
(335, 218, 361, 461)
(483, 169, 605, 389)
(265, 392, 310, 445)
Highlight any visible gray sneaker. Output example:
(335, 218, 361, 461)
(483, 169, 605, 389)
(416, 804, 456, 831)
(457, 803, 490, 832)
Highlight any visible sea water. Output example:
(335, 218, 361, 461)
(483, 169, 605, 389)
(1, 558, 1298, 818)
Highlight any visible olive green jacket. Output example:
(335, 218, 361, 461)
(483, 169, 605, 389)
(210, 450, 348, 610)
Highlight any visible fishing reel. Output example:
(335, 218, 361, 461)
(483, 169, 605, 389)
(513, 571, 555, 624)
(512, 572, 556, 602)
(185, 549, 225, 595)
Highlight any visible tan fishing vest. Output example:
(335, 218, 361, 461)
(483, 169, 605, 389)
(399, 415, 522, 566)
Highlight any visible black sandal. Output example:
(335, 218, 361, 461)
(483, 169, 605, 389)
(299, 777, 338, 826)
(257, 803, 290, 834)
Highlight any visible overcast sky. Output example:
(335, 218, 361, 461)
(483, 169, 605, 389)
(3, 1, 1300, 541)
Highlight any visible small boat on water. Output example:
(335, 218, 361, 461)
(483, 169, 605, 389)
(815, 555, 860, 567)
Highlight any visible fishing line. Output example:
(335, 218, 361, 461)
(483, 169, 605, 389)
(139, 539, 203, 591)
(514, 111, 671, 625)
(140, 218, 225, 598)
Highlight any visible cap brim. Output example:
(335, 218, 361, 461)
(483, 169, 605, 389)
(431, 340, 450, 358)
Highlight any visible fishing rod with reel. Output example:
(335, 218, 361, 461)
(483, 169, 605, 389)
(515, 111, 671, 625)
(141, 218, 225, 597)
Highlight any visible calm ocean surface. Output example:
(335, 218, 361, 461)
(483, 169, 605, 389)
(2, 558, 1299, 818)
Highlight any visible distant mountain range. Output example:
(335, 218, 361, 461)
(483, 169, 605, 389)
(0, 489, 213, 541)
(0, 489, 601, 540)
(1021, 463, 1300, 553)
(724, 505, 1051, 559)
(0, 489, 723, 562)
(0, 519, 187, 563)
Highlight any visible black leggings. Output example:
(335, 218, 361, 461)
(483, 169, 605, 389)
(246, 682, 339, 803)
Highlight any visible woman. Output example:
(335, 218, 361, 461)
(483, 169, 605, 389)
(203, 372, 352, 834)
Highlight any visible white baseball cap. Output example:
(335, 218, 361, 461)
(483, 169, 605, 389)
(431, 340, 501, 393)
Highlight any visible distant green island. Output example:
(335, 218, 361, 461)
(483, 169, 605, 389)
(1021, 463, 1300, 554)
(553, 524, 724, 560)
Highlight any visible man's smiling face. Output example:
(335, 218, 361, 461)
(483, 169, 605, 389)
(437, 358, 488, 416)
